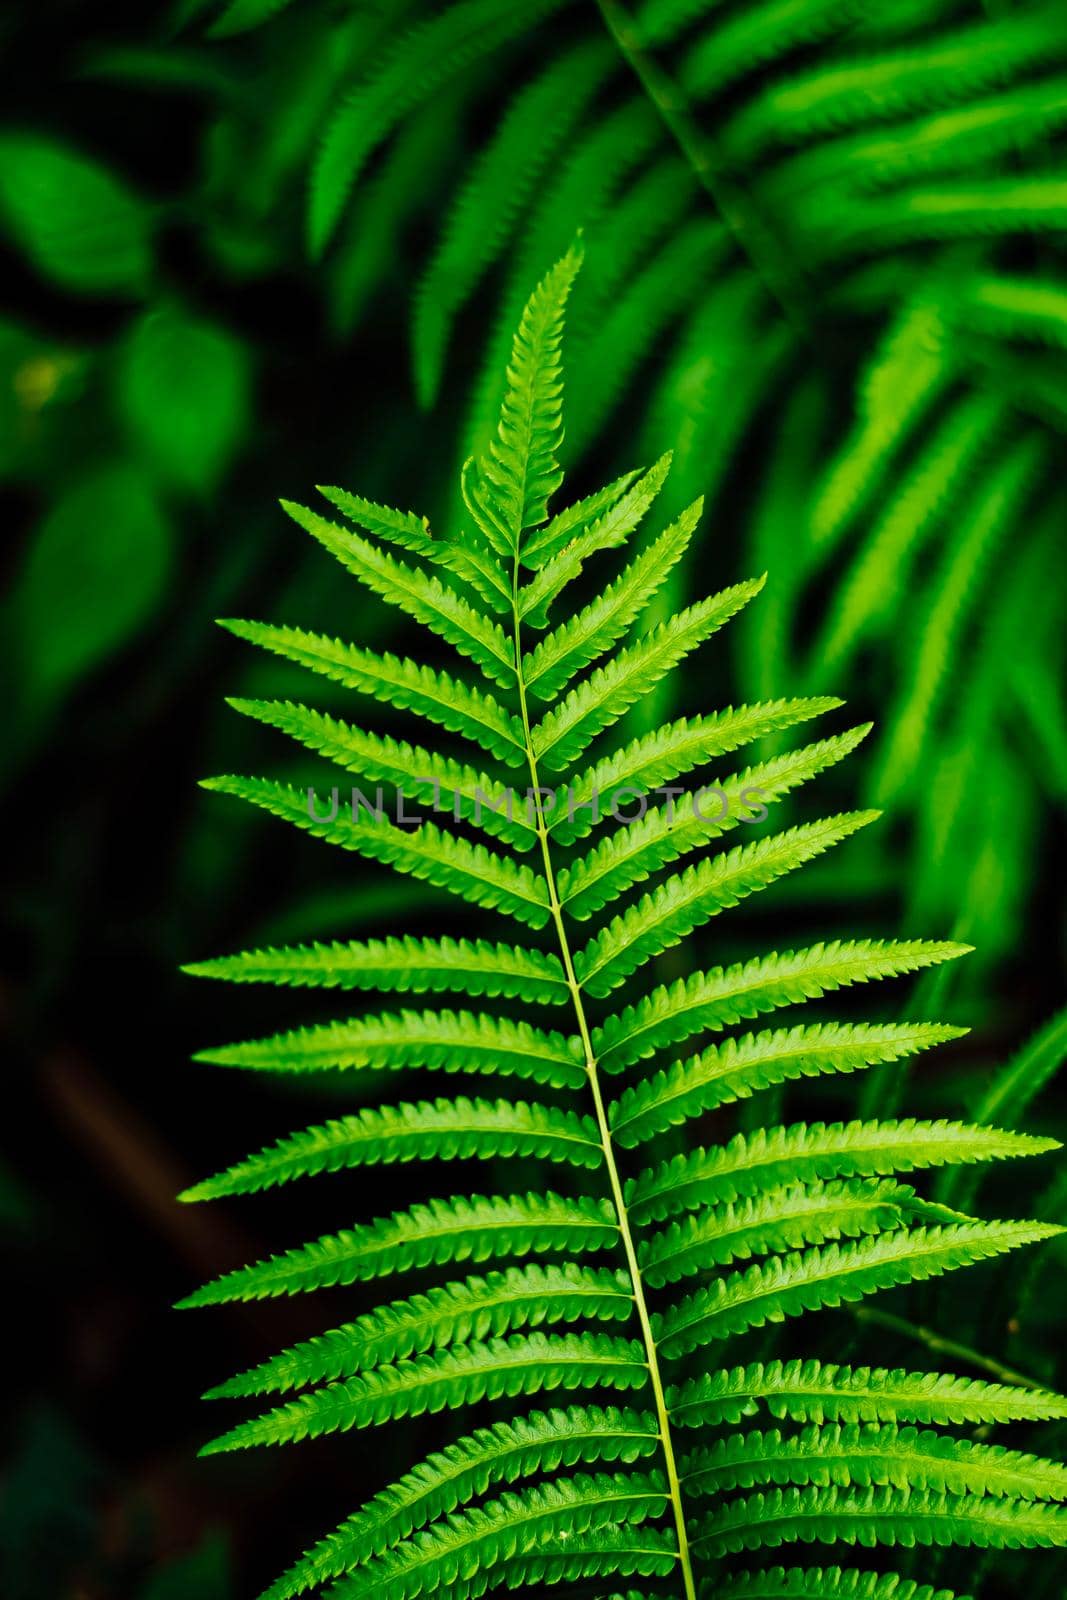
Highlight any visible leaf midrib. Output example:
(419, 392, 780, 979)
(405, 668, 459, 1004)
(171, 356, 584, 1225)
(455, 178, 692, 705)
(508, 542, 699, 1600)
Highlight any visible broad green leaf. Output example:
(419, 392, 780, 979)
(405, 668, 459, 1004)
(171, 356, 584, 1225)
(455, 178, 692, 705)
(0, 135, 152, 294)
(118, 306, 251, 492)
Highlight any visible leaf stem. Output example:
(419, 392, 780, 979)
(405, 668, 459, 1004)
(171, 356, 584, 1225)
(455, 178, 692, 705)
(851, 1304, 1049, 1391)
(592, 0, 812, 341)
(510, 553, 696, 1600)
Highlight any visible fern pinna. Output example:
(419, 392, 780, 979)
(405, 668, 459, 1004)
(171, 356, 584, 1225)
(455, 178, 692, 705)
(181, 247, 1067, 1600)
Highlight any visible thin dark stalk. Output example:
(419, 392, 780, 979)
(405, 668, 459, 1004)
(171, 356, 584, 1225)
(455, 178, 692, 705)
(852, 1304, 1051, 1390)
(592, 0, 814, 340)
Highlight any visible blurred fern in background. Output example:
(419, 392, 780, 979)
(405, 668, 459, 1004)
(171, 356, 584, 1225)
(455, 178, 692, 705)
(4, 0, 1065, 989)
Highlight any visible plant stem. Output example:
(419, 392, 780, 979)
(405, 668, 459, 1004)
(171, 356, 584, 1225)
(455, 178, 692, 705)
(509, 553, 697, 1600)
(592, 0, 812, 341)
(851, 1304, 1050, 1390)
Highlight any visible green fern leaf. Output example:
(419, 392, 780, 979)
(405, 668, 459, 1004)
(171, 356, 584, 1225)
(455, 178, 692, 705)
(260, 1405, 660, 1598)
(560, 725, 873, 919)
(712, 1568, 968, 1600)
(307, 0, 562, 256)
(200, 1337, 650, 1452)
(200, 776, 550, 926)
(657, 1221, 1062, 1356)
(682, 1421, 1067, 1501)
(177, 1190, 617, 1307)
(191, 1007, 584, 1089)
(206, 1264, 634, 1399)
(517, 466, 642, 570)
(315, 483, 513, 614)
(532, 578, 766, 771)
(216, 618, 526, 766)
(611, 1022, 967, 1147)
(668, 1359, 1067, 1429)
(326, 1471, 669, 1600)
(639, 1178, 932, 1286)
(225, 696, 536, 848)
(181, 1095, 604, 1199)
(522, 495, 700, 698)
(182, 934, 568, 1003)
(576, 813, 879, 996)
(280, 499, 515, 685)
(725, 10, 1066, 157)
(683, 0, 864, 101)
(597, 940, 970, 1072)
(516, 453, 675, 627)
(184, 250, 1066, 1600)
(414, 41, 614, 407)
(480, 243, 582, 548)
(627, 1118, 1055, 1224)
(695, 1482, 1067, 1556)
(551, 695, 844, 842)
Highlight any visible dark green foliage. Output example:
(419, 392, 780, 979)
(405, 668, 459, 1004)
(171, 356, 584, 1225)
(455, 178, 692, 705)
(7, 0, 1064, 983)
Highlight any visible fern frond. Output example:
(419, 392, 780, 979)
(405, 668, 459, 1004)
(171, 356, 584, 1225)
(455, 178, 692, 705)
(522, 496, 700, 699)
(565, 217, 727, 457)
(626, 1119, 1055, 1224)
(216, 618, 525, 766)
(596, 941, 970, 1073)
(682, 0, 864, 101)
(313, 487, 436, 556)
(177, 1190, 617, 1306)
(315, 482, 512, 614)
(939, 1005, 1067, 1216)
(808, 297, 949, 550)
(610, 1022, 966, 1147)
(200, 776, 551, 926)
(639, 1179, 931, 1287)
(185, 249, 1065, 1600)
(224, 697, 536, 849)
(280, 499, 515, 684)
(325, 1471, 669, 1600)
(656, 1222, 1062, 1356)
(181, 1095, 604, 1200)
(191, 1007, 584, 1089)
(182, 934, 568, 1003)
(574, 154, 695, 334)
(871, 434, 1043, 802)
(712, 1568, 968, 1600)
(486, 1526, 677, 1593)
(413, 40, 613, 407)
(260, 1405, 660, 1597)
(308, 0, 563, 255)
(576, 813, 879, 996)
(532, 578, 766, 770)
(830, 179, 1067, 251)
(559, 726, 873, 919)
(968, 1003, 1067, 1131)
(481, 243, 582, 549)
(516, 453, 675, 628)
(682, 1421, 1067, 1501)
(551, 695, 844, 842)
(725, 9, 1066, 157)
(200, 1337, 650, 1452)
(206, 1265, 634, 1399)
(668, 1359, 1067, 1430)
(518, 466, 642, 570)
(695, 1483, 1067, 1556)
(813, 390, 1001, 671)
(959, 275, 1067, 351)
